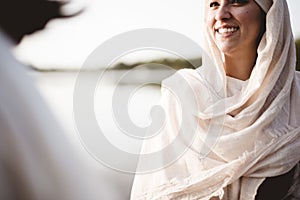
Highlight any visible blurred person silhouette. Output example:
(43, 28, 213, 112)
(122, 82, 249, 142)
(0, 0, 113, 199)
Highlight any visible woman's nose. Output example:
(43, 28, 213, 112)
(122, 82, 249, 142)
(215, 5, 231, 21)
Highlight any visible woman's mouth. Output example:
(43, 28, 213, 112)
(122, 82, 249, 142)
(216, 27, 239, 34)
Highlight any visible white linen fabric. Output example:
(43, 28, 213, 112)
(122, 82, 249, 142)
(131, 0, 300, 199)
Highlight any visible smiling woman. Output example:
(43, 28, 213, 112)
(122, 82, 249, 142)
(130, 0, 300, 199)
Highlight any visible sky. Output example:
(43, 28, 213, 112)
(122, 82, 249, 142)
(15, 0, 300, 70)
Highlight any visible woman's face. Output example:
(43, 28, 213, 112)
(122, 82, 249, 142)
(206, 0, 264, 55)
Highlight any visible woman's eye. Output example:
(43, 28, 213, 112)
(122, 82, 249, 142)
(231, 0, 249, 5)
(209, 1, 220, 8)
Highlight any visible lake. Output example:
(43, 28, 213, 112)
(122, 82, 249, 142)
(29, 69, 174, 199)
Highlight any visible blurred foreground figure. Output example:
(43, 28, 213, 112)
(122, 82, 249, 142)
(0, 0, 109, 199)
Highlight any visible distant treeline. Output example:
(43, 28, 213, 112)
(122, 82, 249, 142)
(114, 39, 300, 71)
(113, 57, 201, 70)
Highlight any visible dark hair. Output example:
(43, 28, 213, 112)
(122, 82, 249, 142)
(257, 6, 267, 46)
(0, 0, 76, 43)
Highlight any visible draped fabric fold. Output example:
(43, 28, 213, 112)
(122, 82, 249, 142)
(131, 0, 300, 199)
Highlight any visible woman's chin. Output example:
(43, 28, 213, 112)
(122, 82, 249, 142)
(217, 45, 236, 55)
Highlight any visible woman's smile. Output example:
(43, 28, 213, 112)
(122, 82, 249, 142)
(215, 25, 239, 36)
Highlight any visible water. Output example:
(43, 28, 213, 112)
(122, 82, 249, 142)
(29, 69, 173, 199)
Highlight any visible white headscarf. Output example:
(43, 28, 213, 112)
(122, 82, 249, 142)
(131, 0, 300, 199)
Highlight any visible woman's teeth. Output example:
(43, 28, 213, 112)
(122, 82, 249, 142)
(218, 27, 238, 34)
